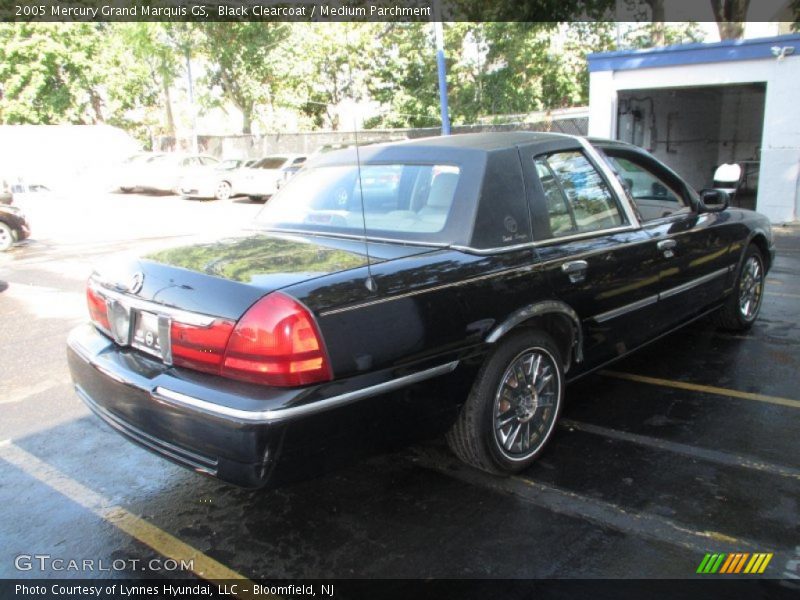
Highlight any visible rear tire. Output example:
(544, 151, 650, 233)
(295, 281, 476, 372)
(446, 330, 564, 474)
(712, 243, 765, 331)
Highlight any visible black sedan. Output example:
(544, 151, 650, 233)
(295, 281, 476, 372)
(67, 133, 774, 488)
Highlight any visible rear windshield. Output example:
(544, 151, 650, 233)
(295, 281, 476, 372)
(255, 163, 460, 240)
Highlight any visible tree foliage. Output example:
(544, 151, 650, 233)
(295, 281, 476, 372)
(196, 22, 290, 134)
(0, 23, 106, 124)
(0, 19, 711, 136)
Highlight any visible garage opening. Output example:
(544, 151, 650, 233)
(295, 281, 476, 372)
(617, 83, 766, 210)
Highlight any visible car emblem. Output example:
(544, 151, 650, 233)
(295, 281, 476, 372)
(129, 272, 144, 294)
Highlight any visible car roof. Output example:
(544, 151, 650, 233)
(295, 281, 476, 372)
(393, 131, 578, 151)
(586, 137, 642, 151)
(309, 132, 583, 167)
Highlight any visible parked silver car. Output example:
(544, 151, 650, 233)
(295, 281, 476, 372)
(236, 155, 306, 202)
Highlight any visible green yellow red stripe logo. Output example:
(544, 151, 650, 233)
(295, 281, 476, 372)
(697, 552, 773, 574)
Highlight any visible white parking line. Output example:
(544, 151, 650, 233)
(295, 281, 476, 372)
(413, 447, 764, 555)
(561, 419, 800, 480)
(0, 443, 254, 586)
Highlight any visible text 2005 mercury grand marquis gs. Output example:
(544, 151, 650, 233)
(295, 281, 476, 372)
(68, 133, 774, 488)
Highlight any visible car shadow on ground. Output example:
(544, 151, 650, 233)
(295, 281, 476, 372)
(231, 197, 267, 204)
(112, 190, 176, 197)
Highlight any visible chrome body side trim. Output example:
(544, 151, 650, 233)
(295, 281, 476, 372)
(589, 266, 733, 322)
(592, 295, 659, 323)
(658, 267, 730, 300)
(151, 360, 460, 424)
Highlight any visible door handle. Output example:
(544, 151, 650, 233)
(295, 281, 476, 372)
(657, 239, 677, 258)
(562, 260, 588, 283)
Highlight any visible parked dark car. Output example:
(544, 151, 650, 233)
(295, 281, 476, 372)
(67, 133, 774, 488)
(0, 204, 30, 252)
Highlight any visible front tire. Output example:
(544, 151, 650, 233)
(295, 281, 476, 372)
(713, 243, 765, 331)
(446, 330, 564, 474)
(0, 222, 15, 252)
(214, 181, 232, 201)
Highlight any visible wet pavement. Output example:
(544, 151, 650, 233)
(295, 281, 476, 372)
(1, 195, 798, 583)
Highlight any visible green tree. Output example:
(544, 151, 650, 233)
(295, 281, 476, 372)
(365, 23, 443, 129)
(285, 23, 381, 130)
(100, 24, 175, 141)
(0, 22, 181, 143)
(0, 23, 105, 124)
(196, 22, 290, 134)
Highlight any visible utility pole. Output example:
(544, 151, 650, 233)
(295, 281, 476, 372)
(185, 48, 198, 154)
(432, 0, 450, 135)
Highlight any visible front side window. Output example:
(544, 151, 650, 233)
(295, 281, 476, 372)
(603, 154, 688, 222)
(255, 163, 460, 239)
(534, 151, 626, 237)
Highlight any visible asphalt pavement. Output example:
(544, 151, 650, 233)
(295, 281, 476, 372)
(1, 192, 798, 585)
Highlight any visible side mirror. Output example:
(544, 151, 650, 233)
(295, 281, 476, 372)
(699, 188, 730, 213)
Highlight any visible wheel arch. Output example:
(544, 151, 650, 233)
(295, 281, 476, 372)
(485, 300, 583, 372)
(747, 232, 772, 270)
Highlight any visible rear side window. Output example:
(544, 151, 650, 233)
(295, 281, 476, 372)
(256, 157, 288, 169)
(534, 151, 626, 238)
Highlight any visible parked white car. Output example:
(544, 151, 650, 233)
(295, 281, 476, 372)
(236, 155, 306, 201)
(117, 153, 165, 192)
(119, 153, 219, 194)
(178, 159, 250, 201)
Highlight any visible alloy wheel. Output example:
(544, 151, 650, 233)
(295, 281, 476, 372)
(0, 224, 13, 252)
(739, 254, 764, 321)
(215, 181, 232, 201)
(493, 347, 560, 461)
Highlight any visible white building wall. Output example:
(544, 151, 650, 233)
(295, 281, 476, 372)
(588, 56, 800, 223)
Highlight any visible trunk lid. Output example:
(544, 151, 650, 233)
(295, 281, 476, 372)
(92, 232, 437, 320)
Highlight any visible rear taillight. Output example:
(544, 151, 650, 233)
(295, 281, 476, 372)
(85, 283, 330, 388)
(171, 319, 235, 375)
(221, 292, 332, 387)
(86, 285, 111, 332)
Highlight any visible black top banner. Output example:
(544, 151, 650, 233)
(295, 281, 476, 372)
(0, 0, 796, 23)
